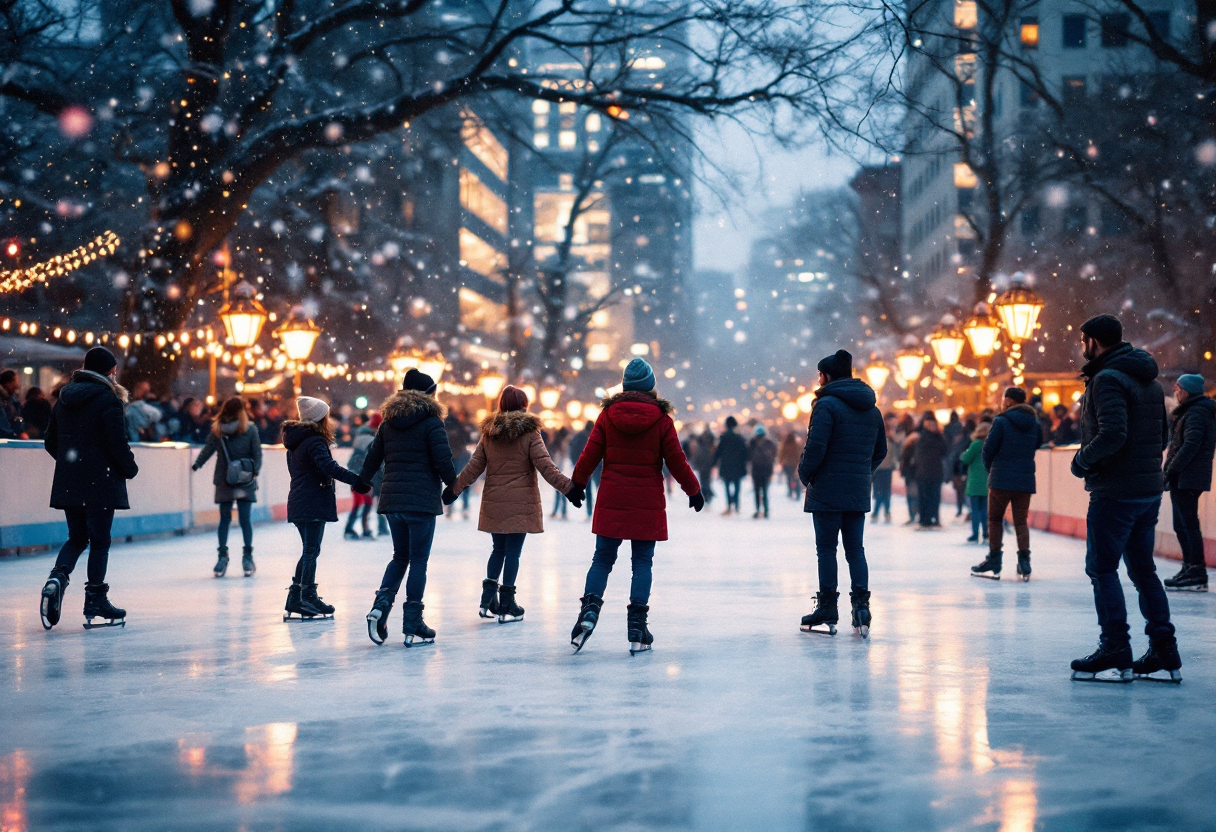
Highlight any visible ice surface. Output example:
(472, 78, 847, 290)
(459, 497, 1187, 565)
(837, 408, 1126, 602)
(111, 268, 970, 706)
(1, 491, 1214, 830)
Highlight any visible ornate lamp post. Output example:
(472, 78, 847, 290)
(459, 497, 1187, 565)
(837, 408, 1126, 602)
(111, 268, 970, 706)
(275, 313, 322, 397)
(929, 319, 966, 369)
(863, 361, 891, 393)
(895, 344, 927, 406)
(218, 281, 267, 393)
(994, 274, 1044, 386)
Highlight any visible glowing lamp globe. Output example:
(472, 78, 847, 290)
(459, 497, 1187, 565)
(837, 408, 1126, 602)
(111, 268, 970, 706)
(478, 370, 506, 401)
(540, 386, 562, 411)
(963, 312, 1001, 358)
(781, 401, 800, 421)
(994, 282, 1044, 343)
(521, 384, 537, 406)
(389, 349, 420, 376)
(864, 362, 891, 391)
(566, 400, 583, 419)
(218, 282, 268, 349)
(929, 324, 966, 369)
(417, 354, 446, 384)
(274, 316, 322, 362)
(895, 349, 927, 383)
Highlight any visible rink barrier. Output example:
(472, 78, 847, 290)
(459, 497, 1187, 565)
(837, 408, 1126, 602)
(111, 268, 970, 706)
(0, 440, 354, 554)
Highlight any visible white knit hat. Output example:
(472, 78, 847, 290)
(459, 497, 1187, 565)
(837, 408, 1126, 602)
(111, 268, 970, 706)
(296, 396, 330, 423)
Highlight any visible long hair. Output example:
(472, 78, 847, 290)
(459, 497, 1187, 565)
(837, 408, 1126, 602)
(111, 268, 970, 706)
(498, 385, 528, 413)
(212, 396, 249, 438)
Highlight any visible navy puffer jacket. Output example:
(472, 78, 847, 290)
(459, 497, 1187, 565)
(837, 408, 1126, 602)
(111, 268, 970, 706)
(982, 403, 1040, 493)
(360, 391, 457, 516)
(43, 370, 138, 510)
(283, 421, 362, 523)
(798, 378, 887, 512)
(1164, 395, 1215, 492)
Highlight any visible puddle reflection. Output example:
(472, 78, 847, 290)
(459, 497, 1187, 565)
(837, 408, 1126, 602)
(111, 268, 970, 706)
(0, 750, 30, 832)
(236, 722, 297, 804)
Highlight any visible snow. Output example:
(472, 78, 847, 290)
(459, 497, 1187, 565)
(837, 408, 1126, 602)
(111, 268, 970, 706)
(1, 488, 1214, 828)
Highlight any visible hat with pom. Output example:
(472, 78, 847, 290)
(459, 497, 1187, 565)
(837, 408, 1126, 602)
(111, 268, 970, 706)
(817, 349, 853, 380)
(622, 357, 656, 392)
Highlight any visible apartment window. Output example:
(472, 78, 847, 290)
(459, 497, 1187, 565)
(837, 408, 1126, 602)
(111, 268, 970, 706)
(533, 132, 550, 149)
(1147, 10, 1170, 39)
(1063, 205, 1088, 237)
(585, 112, 602, 132)
(1062, 14, 1087, 48)
(558, 130, 577, 150)
(1020, 16, 1039, 48)
(1101, 13, 1131, 47)
(558, 101, 578, 114)
(533, 113, 548, 129)
(954, 162, 977, 188)
(1062, 75, 1087, 107)
(954, 0, 978, 29)
(532, 100, 551, 114)
(1020, 206, 1041, 235)
(1019, 80, 1040, 108)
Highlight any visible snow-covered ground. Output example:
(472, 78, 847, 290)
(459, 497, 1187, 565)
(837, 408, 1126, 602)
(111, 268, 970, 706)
(2, 485, 1214, 830)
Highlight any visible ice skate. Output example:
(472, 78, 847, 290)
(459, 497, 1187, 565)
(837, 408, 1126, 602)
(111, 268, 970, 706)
(1132, 640, 1183, 684)
(40, 567, 69, 630)
(497, 585, 524, 623)
(283, 582, 331, 621)
(82, 583, 126, 629)
(800, 591, 839, 636)
(1070, 643, 1133, 683)
(401, 600, 435, 647)
(213, 547, 229, 578)
(849, 589, 871, 639)
(343, 529, 360, 541)
(627, 603, 654, 655)
(303, 584, 335, 616)
(362, 529, 375, 540)
(1016, 551, 1031, 582)
(971, 552, 1001, 580)
(366, 588, 395, 645)
(242, 547, 256, 577)
(570, 594, 603, 652)
(1164, 565, 1208, 592)
(479, 579, 500, 619)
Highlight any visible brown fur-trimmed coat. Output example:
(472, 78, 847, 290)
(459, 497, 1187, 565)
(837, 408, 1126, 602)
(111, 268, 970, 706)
(453, 410, 574, 534)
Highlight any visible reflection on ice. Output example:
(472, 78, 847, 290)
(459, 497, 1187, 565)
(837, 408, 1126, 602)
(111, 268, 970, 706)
(236, 722, 297, 805)
(0, 750, 30, 832)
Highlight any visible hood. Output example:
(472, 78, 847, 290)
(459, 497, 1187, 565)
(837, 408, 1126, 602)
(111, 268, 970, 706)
(59, 370, 127, 409)
(381, 390, 445, 431)
(481, 410, 542, 441)
(601, 391, 672, 435)
(999, 403, 1040, 433)
(816, 377, 876, 411)
(1174, 395, 1216, 422)
(220, 420, 243, 435)
(1083, 342, 1159, 383)
(281, 420, 326, 450)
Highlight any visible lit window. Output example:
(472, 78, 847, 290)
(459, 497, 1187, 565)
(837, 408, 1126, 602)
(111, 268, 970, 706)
(558, 101, 577, 114)
(954, 214, 976, 239)
(460, 110, 509, 181)
(459, 228, 507, 280)
(534, 132, 550, 149)
(459, 168, 508, 235)
(590, 310, 610, 328)
(587, 343, 612, 363)
(534, 114, 548, 129)
(532, 100, 550, 114)
(954, 0, 977, 29)
(585, 112, 602, 132)
(558, 173, 574, 191)
(587, 139, 600, 152)
(558, 130, 577, 150)
(954, 162, 977, 188)
(459, 287, 507, 334)
(1020, 17, 1039, 48)
(631, 56, 666, 70)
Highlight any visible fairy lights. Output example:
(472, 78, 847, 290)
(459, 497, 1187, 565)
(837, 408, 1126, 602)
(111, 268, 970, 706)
(0, 231, 120, 294)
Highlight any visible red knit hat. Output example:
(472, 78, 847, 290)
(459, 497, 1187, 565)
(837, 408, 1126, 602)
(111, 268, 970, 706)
(499, 385, 528, 413)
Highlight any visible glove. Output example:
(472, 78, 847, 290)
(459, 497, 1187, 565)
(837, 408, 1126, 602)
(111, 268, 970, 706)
(1070, 452, 1088, 479)
(191, 464, 200, 473)
(567, 482, 586, 509)
(441, 485, 458, 505)
(352, 479, 372, 495)
(689, 491, 705, 512)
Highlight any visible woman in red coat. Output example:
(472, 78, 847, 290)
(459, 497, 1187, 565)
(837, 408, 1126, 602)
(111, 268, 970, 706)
(569, 358, 703, 653)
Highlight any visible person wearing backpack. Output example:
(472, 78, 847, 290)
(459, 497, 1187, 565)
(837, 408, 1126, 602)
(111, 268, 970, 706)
(748, 424, 778, 518)
(192, 396, 263, 578)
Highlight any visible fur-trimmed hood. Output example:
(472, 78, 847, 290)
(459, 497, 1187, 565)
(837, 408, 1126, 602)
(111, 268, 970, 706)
(480, 410, 542, 441)
(381, 390, 446, 431)
(998, 403, 1040, 433)
(600, 390, 674, 415)
(281, 420, 328, 450)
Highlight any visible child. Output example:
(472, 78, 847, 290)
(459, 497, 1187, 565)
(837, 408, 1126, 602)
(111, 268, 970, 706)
(959, 421, 990, 544)
(443, 385, 582, 622)
(568, 358, 703, 654)
(281, 396, 370, 620)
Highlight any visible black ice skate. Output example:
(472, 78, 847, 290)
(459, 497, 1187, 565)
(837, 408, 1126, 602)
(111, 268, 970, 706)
(1164, 565, 1208, 592)
(401, 600, 435, 647)
(971, 553, 1001, 580)
(303, 584, 335, 616)
(366, 588, 395, 645)
(242, 547, 256, 577)
(1070, 643, 1133, 683)
(82, 583, 126, 629)
(283, 582, 331, 621)
(40, 567, 70, 630)
(479, 579, 500, 619)
(1133, 640, 1183, 684)
(498, 585, 524, 623)
(800, 591, 839, 636)
(1016, 551, 1031, 582)
(213, 547, 229, 578)
(849, 589, 871, 639)
(570, 594, 603, 652)
(627, 603, 654, 655)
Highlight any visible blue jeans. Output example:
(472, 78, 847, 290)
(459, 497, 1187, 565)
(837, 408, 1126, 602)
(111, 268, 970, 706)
(872, 470, 892, 516)
(1085, 496, 1174, 648)
(218, 500, 253, 549)
(292, 522, 325, 585)
(552, 489, 567, 517)
(812, 511, 868, 592)
(724, 479, 742, 511)
(583, 536, 656, 604)
(487, 532, 527, 586)
(381, 513, 437, 603)
(969, 494, 988, 540)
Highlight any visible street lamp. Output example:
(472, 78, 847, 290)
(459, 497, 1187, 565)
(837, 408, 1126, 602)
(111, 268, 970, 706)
(929, 320, 966, 369)
(417, 353, 445, 384)
(963, 306, 1001, 359)
(993, 276, 1044, 344)
(219, 281, 268, 392)
(521, 384, 537, 408)
(863, 361, 891, 392)
(894, 348, 926, 384)
(566, 399, 582, 420)
(540, 386, 562, 411)
(389, 348, 420, 378)
(275, 314, 322, 397)
(478, 370, 506, 403)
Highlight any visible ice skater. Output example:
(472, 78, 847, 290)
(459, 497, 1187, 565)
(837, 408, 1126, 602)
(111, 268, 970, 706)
(1068, 314, 1180, 683)
(1163, 374, 1214, 592)
(343, 413, 378, 540)
(39, 347, 139, 630)
(971, 387, 1039, 581)
(796, 350, 886, 638)
(442, 385, 582, 623)
(192, 396, 262, 577)
(713, 415, 747, 515)
(359, 369, 457, 646)
(568, 358, 703, 654)
(281, 396, 370, 621)
(958, 421, 990, 545)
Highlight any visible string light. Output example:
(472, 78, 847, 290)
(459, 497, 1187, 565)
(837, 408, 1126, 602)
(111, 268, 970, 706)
(0, 231, 120, 294)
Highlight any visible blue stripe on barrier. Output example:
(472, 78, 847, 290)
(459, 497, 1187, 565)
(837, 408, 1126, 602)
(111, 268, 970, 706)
(3, 511, 197, 549)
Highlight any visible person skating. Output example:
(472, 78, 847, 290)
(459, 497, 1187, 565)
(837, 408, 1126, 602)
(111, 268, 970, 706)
(713, 415, 748, 515)
(748, 424, 777, 518)
(568, 358, 703, 654)
(358, 370, 457, 646)
(689, 426, 717, 506)
(192, 396, 263, 577)
(442, 385, 581, 623)
(796, 350, 886, 638)
(1163, 374, 1215, 592)
(568, 419, 600, 519)
(778, 429, 803, 500)
(959, 421, 990, 545)
(1069, 314, 1180, 683)
(910, 413, 948, 529)
(971, 388, 1040, 581)
(344, 414, 377, 540)
(39, 347, 138, 630)
(871, 414, 897, 523)
(282, 396, 370, 621)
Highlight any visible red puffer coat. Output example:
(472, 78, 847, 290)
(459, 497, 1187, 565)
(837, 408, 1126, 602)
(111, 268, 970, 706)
(572, 392, 700, 541)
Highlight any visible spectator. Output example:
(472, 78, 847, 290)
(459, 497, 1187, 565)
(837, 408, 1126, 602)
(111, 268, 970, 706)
(250, 399, 282, 445)
(22, 386, 52, 439)
(1050, 403, 1080, 445)
(0, 368, 25, 438)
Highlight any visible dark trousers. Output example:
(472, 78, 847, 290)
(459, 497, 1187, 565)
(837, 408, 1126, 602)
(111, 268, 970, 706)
(1171, 489, 1206, 569)
(872, 470, 892, 517)
(584, 536, 656, 604)
(345, 502, 371, 533)
(292, 522, 325, 586)
(487, 532, 527, 586)
(54, 505, 115, 584)
(696, 468, 714, 503)
(753, 475, 771, 515)
(916, 477, 941, 526)
(218, 500, 253, 549)
(1085, 496, 1174, 648)
(784, 465, 802, 499)
(812, 510, 868, 592)
(724, 478, 742, 511)
(381, 513, 437, 603)
(988, 487, 1031, 554)
(969, 494, 989, 541)
(904, 479, 918, 521)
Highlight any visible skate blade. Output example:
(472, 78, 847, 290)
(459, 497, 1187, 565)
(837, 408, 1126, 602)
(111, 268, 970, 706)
(478, 608, 496, 619)
(282, 612, 334, 622)
(1071, 668, 1132, 683)
(854, 625, 870, 639)
(1134, 669, 1182, 684)
(83, 617, 125, 629)
(571, 631, 592, 653)
(629, 642, 653, 655)
(800, 623, 837, 636)
(970, 573, 1001, 581)
(366, 610, 386, 645)
(1166, 585, 1208, 592)
(244, 570, 255, 577)
(497, 614, 523, 624)
(403, 634, 435, 648)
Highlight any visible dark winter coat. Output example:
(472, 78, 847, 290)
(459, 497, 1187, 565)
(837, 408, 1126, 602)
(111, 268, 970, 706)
(43, 370, 138, 510)
(982, 403, 1040, 493)
(714, 428, 749, 481)
(797, 378, 886, 513)
(359, 390, 457, 516)
(572, 392, 700, 541)
(749, 435, 778, 481)
(909, 429, 949, 483)
(1072, 342, 1168, 499)
(193, 422, 263, 503)
(1164, 395, 1216, 493)
(283, 421, 362, 523)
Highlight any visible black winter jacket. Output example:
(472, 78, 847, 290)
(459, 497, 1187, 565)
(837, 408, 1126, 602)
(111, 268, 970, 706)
(910, 429, 949, 483)
(1072, 343, 1168, 498)
(1164, 395, 1215, 493)
(193, 422, 263, 503)
(798, 378, 886, 513)
(714, 429, 749, 481)
(360, 391, 457, 516)
(283, 421, 362, 523)
(43, 370, 139, 510)
(982, 403, 1040, 493)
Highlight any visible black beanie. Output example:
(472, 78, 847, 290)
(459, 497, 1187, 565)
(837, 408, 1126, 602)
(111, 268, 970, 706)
(1003, 387, 1027, 403)
(402, 368, 437, 395)
(1080, 314, 1122, 347)
(83, 346, 117, 375)
(817, 349, 853, 380)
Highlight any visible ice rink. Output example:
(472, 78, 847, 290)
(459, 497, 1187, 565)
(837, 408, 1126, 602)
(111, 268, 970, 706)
(2, 487, 1215, 830)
